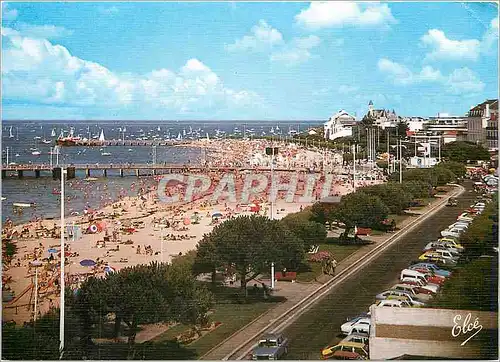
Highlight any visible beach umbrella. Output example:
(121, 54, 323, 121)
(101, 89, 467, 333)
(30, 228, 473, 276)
(104, 266, 116, 274)
(212, 211, 223, 218)
(80, 259, 96, 267)
(48, 248, 57, 253)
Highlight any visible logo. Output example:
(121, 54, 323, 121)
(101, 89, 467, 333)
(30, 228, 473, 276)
(451, 313, 483, 346)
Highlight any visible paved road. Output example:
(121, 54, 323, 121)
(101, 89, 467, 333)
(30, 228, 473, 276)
(283, 182, 476, 360)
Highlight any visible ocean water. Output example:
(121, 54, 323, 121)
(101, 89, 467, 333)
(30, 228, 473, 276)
(1, 120, 321, 223)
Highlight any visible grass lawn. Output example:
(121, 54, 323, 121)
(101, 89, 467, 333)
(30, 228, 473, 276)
(295, 243, 364, 283)
(151, 288, 284, 358)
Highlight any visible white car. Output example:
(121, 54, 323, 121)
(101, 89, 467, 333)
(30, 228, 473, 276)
(457, 213, 474, 222)
(400, 277, 440, 294)
(441, 228, 463, 238)
(341, 317, 371, 335)
(376, 290, 427, 307)
(376, 299, 412, 308)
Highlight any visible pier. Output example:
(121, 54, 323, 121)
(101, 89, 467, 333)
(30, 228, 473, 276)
(1, 163, 316, 179)
(56, 139, 192, 147)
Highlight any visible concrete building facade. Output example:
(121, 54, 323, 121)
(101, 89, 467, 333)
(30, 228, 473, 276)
(323, 110, 357, 141)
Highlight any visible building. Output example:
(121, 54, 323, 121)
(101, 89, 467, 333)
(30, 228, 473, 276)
(403, 117, 429, 133)
(369, 306, 498, 360)
(366, 100, 399, 129)
(467, 99, 498, 150)
(422, 113, 468, 144)
(323, 110, 357, 141)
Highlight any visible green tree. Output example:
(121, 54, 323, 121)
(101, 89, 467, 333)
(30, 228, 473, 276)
(194, 215, 304, 296)
(281, 210, 327, 252)
(76, 262, 213, 359)
(360, 183, 413, 215)
(310, 202, 338, 227)
(334, 192, 390, 237)
(442, 141, 490, 163)
(400, 180, 433, 199)
(435, 161, 467, 179)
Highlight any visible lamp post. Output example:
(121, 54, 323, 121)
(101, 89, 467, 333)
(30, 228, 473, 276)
(59, 167, 66, 358)
(352, 144, 356, 192)
(399, 138, 403, 184)
(6, 146, 9, 166)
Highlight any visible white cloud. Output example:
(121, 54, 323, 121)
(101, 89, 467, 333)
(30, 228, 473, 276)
(377, 57, 484, 95)
(421, 19, 499, 62)
(420, 29, 481, 61)
(2, 3, 18, 21)
(446, 68, 485, 94)
(1, 28, 260, 111)
(270, 35, 321, 66)
(295, 2, 397, 30)
(226, 20, 283, 52)
(14, 22, 74, 39)
(338, 85, 359, 94)
(377, 58, 414, 85)
(481, 17, 499, 53)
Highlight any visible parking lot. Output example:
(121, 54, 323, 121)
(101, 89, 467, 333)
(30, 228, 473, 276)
(283, 181, 478, 360)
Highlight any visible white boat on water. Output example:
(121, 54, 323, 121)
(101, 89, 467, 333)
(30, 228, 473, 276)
(9, 126, 14, 138)
(1, 197, 6, 201)
(51, 128, 56, 137)
(85, 177, 99, 182)
(32, 150, 41, 156)
(99, 129, 105, 142)
(13, 202, 34, 208)
(42, 139, 51, 144)
(101, 152, 112, 156)
(128, 149, 133, 152)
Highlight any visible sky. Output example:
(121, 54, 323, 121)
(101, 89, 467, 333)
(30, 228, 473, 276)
(1, 1, 498, 121)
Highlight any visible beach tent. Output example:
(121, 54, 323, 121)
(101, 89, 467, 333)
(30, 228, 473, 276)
(80, 259, 96, 267)
(212, 211, 223, 218)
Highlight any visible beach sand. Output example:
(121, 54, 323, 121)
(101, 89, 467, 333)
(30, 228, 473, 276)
(2, 139, 384, 324)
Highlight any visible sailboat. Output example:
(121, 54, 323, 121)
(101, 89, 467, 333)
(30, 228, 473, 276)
(9, 126, 14, 138)
(157, 126, 161, 132)
(99, 129, 105, 142)
(177, 132, 182, 141)
(51, 128, 56, 137)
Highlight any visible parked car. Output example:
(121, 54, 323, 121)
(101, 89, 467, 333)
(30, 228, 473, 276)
(341, 333, 369, 346)
(446, 198, 458, 206)
(457, 212, 474, 222)
(390, 283, 435, 300)
(341, 317, 371, 335)
(427, 247, 461, 259)
(375, 299, 412, 308)
(408, 263, 452, 278)
(423, 242, 462, 255)
(376, 289, 426, 306)
(438, 237, 463, 249)
(400, 277, 439, 294)
(441, 228, 464, 238)
(400, 268, 445, 286)
(251, 333, 289, 360)
(321, 341, 369, 360)
(418, 251, 458, 266)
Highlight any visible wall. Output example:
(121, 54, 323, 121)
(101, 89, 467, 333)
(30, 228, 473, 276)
(369, 306, 498, 360)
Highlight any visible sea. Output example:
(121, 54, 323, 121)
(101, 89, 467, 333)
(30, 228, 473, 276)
(1, 120, 322, 224)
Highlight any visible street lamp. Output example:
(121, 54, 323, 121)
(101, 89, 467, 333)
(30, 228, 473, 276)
(59, 167, 66, 358)
(352, 143, 357, 192)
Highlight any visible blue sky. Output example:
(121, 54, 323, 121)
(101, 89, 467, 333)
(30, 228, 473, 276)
(1, 1, 498, 120)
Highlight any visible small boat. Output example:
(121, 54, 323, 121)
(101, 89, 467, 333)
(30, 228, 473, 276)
(52, 188, 61, 195)
(128, 149, 133, 152)
(101, 152, 112, 156)
(51, 128, 56, 137)
(9, 126, 14, 138)
(13, 202, 35, 208)
(32, 150, 41, 156)
(33, 136, 42, 140)
(42, 139, 51, 144)
(85, 177, 98, 182)
(1, 197, 6, 201)
(15, 154, 20, 157)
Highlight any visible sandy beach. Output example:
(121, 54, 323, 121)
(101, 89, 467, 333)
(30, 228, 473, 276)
(2, 139, 384, 324)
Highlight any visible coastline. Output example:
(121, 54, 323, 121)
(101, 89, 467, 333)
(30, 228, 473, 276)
(2, 139, 384, 324)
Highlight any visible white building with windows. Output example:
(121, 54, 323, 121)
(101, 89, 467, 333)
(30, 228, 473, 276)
(323, 110, 357, 141)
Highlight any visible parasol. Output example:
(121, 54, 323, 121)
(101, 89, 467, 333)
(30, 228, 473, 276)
(80, 259, 96, 267)
(48, 248, 57, 253)
(212, 211, 223, 218)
